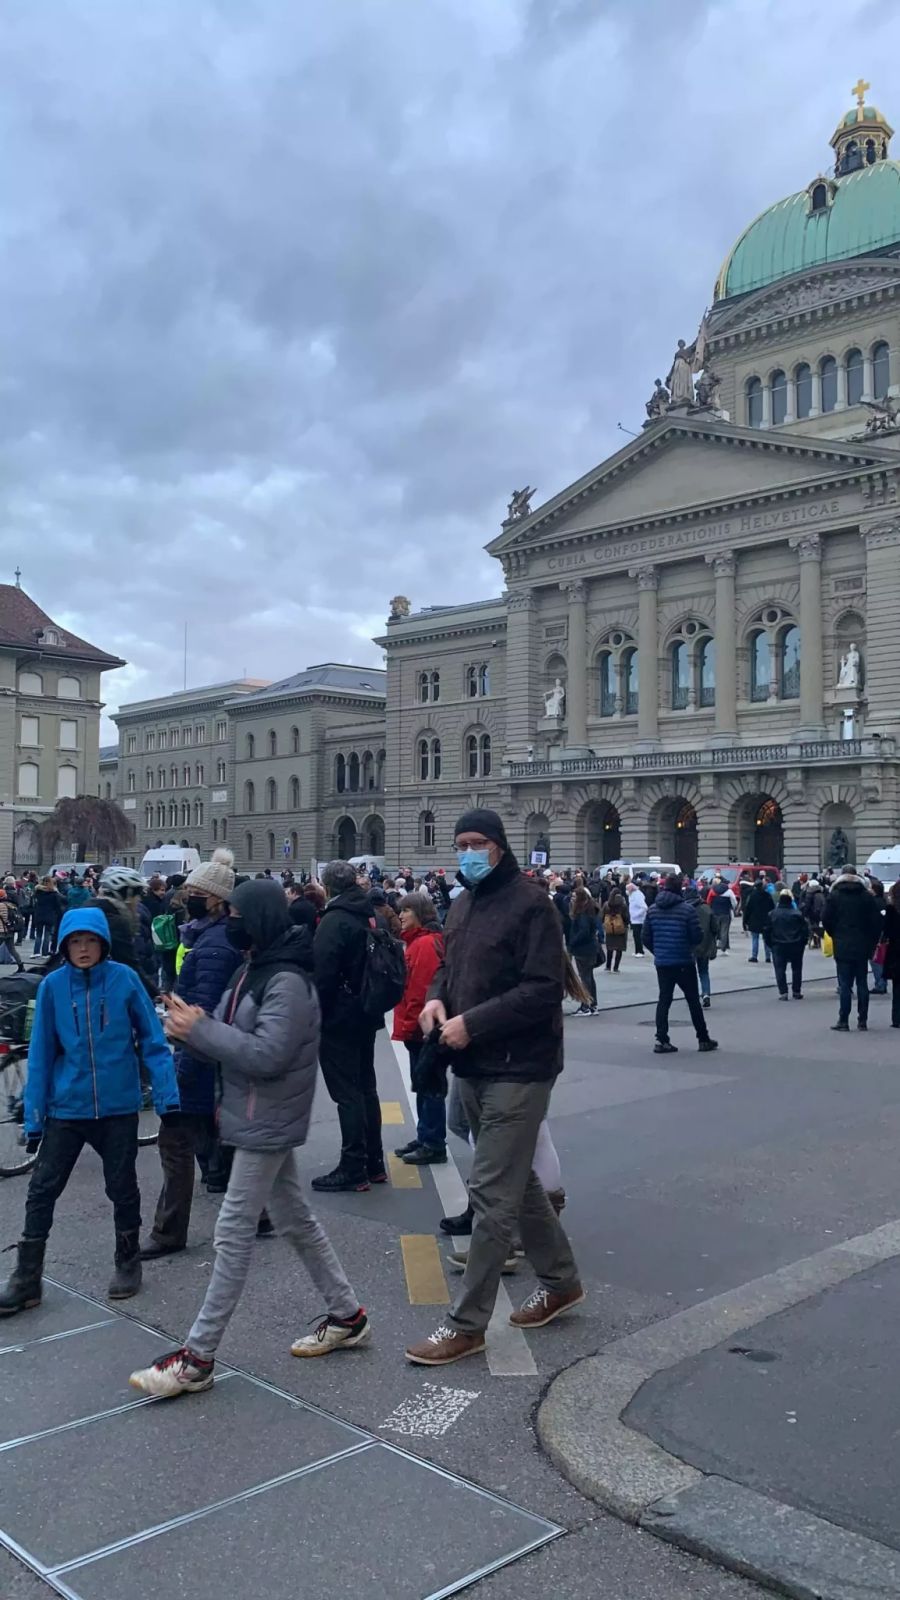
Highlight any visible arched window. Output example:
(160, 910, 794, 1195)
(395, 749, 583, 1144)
(623, 648, 639, 714)
(873, 340, 891, 399)
(221, 819, 227, 841)
(466, 733, 478, 778)
(245, 733, 255, 759)
(267, 730, 277, 758)
(181, 799, 190, 827)
(267, 832, 275, 860)
(244, 780, 255, 812)
(265, 777, 277, 811)
(348, 753, 360, 792)
(168, 801, 177, 828)
(479, 664, 490, 696)
(431, 737, 442, 779)
(156, 801, 165, 828)
(290, 830, 298, 860)
(699, 638, 716, 706)
(430, 670, 441, 702)
(158, 766, 165, 789)
(127, 770, 136, 793)
(146, 768, 153, 790)
(750, 630, 771, 701)
(466, 664, 489, 697)
(746, 377, 763, 427)
(195, 763, 204, 785)
(811, 182, 828, 211)
(598, 652, 615, 717)
(57, 676, 80, 699)
(18, 672, 42, 695)
(770, 369, 787, 427)
(290, 726, 299, 755)
(795, 363, 812, 419)
(418, 738, 430, 781)
(194, 799, 203, 827)
(779, 625, 801, 699)
(17, 762, 38, 798)
(170, 765, 178, 789)
(419, 811, 436, 850)
(418, 671, 430, 704)
(145, 803, 153, 829)
(820, 355, 837, 412)
(480, 732, 492, 776)
(289, 775, 300, 809)
(182, 764, 190, 787)
(846, 348, 864, 407)
(376, 749, 386, 787)
(245, 832, 253, 863)
(362, 751, 374, 789)
(335, 754, 345, 793)
(671, 641, 689, 709)
(212, 817, 218, 842)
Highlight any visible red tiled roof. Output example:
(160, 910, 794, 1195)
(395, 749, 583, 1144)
(0, 586, 124, 667)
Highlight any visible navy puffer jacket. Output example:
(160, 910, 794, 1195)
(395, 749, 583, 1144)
(643, 889, 702, 966)
(174, 915, 243, 1114)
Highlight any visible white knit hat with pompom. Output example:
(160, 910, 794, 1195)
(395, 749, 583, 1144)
(185, 847, 235, 901)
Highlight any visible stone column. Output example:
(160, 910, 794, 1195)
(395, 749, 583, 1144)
(705, 551, 737, 741)
(504, 587, 537, 759)
(561, 579, 588, 750)
(629, 565, 659, 746)
(784, 375, 796, 425)
(862, 352, 874, 403)
(836, 361, 848, 412)
(862, 517, 900, 735)
(789, 532, 824, 734)
(761, 383, 772, 429)
(810, 368, 822, 418)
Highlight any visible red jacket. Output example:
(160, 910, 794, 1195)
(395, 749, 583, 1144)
(391, 924, 444, 1042)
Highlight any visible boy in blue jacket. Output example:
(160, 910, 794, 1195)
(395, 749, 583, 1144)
(0, 907, 178, 1315)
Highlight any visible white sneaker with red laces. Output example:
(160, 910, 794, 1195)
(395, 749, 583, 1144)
(129, 1346, 215, 1398)
(291, 1310, 371, 1357)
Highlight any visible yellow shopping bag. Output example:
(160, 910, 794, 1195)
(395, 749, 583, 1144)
(822, 931, 834, 959)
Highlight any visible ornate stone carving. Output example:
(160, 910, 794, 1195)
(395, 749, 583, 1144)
(644, 378, 670, 420)
(629, 565, 659, 591)
(543, 679, 566, 718)
(863, 518, 900, 548)
(789, 532, 822, 562)
(388, 595, 410, 619)
(705, 551, 736, 578)
(837, 642, 861, 688)
(504, 486, 536, 523)
(862, 395, 900, 435)
(711, 264, 900, 340)
(505, 587, 536, 613)
(561, 579, 586, 605)
(861, 473, 900, 511)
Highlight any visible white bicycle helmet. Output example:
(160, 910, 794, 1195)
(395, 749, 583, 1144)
(99, 865, 146, 899)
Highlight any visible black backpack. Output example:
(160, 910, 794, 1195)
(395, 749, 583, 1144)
(359, 920, 407, 1020)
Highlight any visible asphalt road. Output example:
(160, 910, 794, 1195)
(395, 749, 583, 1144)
(1, 947, 896, 1599)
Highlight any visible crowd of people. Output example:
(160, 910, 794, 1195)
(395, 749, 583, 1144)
(0, 825, 895, 1393)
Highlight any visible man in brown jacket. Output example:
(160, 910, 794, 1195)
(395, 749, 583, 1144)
(406, 808, 583, 1366)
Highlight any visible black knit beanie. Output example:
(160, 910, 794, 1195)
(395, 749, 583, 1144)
(453, 808, 509, 850)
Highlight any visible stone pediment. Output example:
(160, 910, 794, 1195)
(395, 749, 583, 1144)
(709, 258, 900, 341)
(488, 416, 896, 555)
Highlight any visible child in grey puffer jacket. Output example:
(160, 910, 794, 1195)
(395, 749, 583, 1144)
(129, 880, 370, 1399)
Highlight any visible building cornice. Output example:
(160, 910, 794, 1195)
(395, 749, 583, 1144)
(227, 688, 385, 716)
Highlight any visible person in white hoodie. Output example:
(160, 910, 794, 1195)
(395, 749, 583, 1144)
(627, 881, 648, 957)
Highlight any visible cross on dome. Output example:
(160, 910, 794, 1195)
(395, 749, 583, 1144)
(852, 77, 870, 108)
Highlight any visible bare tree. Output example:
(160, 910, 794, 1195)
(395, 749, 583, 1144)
(41, 796, 134, 865)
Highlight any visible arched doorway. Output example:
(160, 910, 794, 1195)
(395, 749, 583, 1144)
(13, 818, 39, 867)
(336, 817, 357, 859)
(577, 800, 621, 867)
(820, 801, 856, 870)
(525, 813, 551, 866)
(737, 795, 784, 868)
(649, 796, 698, 875)
(360, 814, 385, 855)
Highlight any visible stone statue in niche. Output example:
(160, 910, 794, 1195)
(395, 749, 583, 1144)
(837, 642, 861, 689)
(543, 678, 566, 718)
(828, 827, 850, 868)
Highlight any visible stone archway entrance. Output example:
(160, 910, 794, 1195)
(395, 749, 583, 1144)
(525, 813, 552, 866)
(650, 796, 698, 875)
(577, 800, 621, 867)
(737, 795, 784, 869)
(360, 815, 385, 855)
(336, 817, 357, 859)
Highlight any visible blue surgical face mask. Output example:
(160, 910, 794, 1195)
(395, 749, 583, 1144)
(457, 847, 494, 885)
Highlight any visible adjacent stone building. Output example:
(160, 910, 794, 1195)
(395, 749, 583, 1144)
(379, 87, 900, 876)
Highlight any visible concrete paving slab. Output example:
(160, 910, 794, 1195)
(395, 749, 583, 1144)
(0, 1318, 170, 1446)
(0, 1283, 114, 1353)
(1, 1373, 367, 1569)
(642, 1476, 900, 1600)
(59, 1442, 560, 1600)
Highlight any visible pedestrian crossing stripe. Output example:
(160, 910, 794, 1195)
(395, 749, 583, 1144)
(380, 1101, 405, 1125)
(400, 1234, 450, 1305)
(386, 1152, 423, 1189)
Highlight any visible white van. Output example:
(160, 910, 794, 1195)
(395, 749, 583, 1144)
(602, 858, 680, 880)
(139, 846, 201, 881)
(865, 847, 900, 887)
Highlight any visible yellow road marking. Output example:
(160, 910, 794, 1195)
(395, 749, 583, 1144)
(380, 1100, 405, 1126)
(401, 1234, 450, 1305)
(387, 1151, 422, 1189)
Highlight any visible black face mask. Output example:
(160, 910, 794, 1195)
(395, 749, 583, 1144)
(186, 894, 209, 922)
(226, 920, 253, 951)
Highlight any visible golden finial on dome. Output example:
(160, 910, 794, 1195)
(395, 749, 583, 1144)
(852, 78, 870, 109)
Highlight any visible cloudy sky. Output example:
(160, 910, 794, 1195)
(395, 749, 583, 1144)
(0, 0, 893, 736)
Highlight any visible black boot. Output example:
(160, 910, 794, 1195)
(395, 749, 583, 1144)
(0, 1238, 45, 1316)
(109, 1231, 142, 1300)
(439, 1203, 474, 1236)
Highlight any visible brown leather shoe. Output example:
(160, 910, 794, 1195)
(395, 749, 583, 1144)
(405, 1324, 486, 1366)
(509, 1285, 585, 1328)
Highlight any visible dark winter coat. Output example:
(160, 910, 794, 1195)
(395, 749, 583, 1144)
(743, 884, 775, 935)
(602, 890, 630, 954)
(187, 881, 319, 1152)
(688, 897, 717, 963)
(567, 908, 600, 960)
(426, 851, 565, 1083)
(766, 905, 808, 952)
(708, 885, 735, 924)
(31, 886, 63, 929)
(643, 889, 703, 966)
(822, 875, 884, 963)
(313, 885, 373, 1029)
(173, 914, 243, 1115)
(288, 895, 318, 934)
(881, 904, 900, 981)
(135, 896, 162, 988)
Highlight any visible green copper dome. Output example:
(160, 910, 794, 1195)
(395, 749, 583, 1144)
(715, 159, 900, 301)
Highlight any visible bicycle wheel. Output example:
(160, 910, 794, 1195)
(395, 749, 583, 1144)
(0, 1048, 37, 1177)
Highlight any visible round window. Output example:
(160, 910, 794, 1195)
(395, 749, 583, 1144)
(764, 607, 780, 626)
(611, 632, 624, 647)
(684, 621, 698, 637)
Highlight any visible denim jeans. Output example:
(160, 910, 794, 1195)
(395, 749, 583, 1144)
(750, 931, 771, 962)
(33, 925, 55, 957)
(405, 1041, 447, 1152)
(24, 1115, 140, 1243)
(696, 958, 711, 998)
(187, 1146, 359, 1360)
(870, 959, 888, 995)
(836, 957, 870, 1024)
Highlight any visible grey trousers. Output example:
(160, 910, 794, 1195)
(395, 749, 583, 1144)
(448, 1078, 580, 1336)
(187, 1147, 359, 1359)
